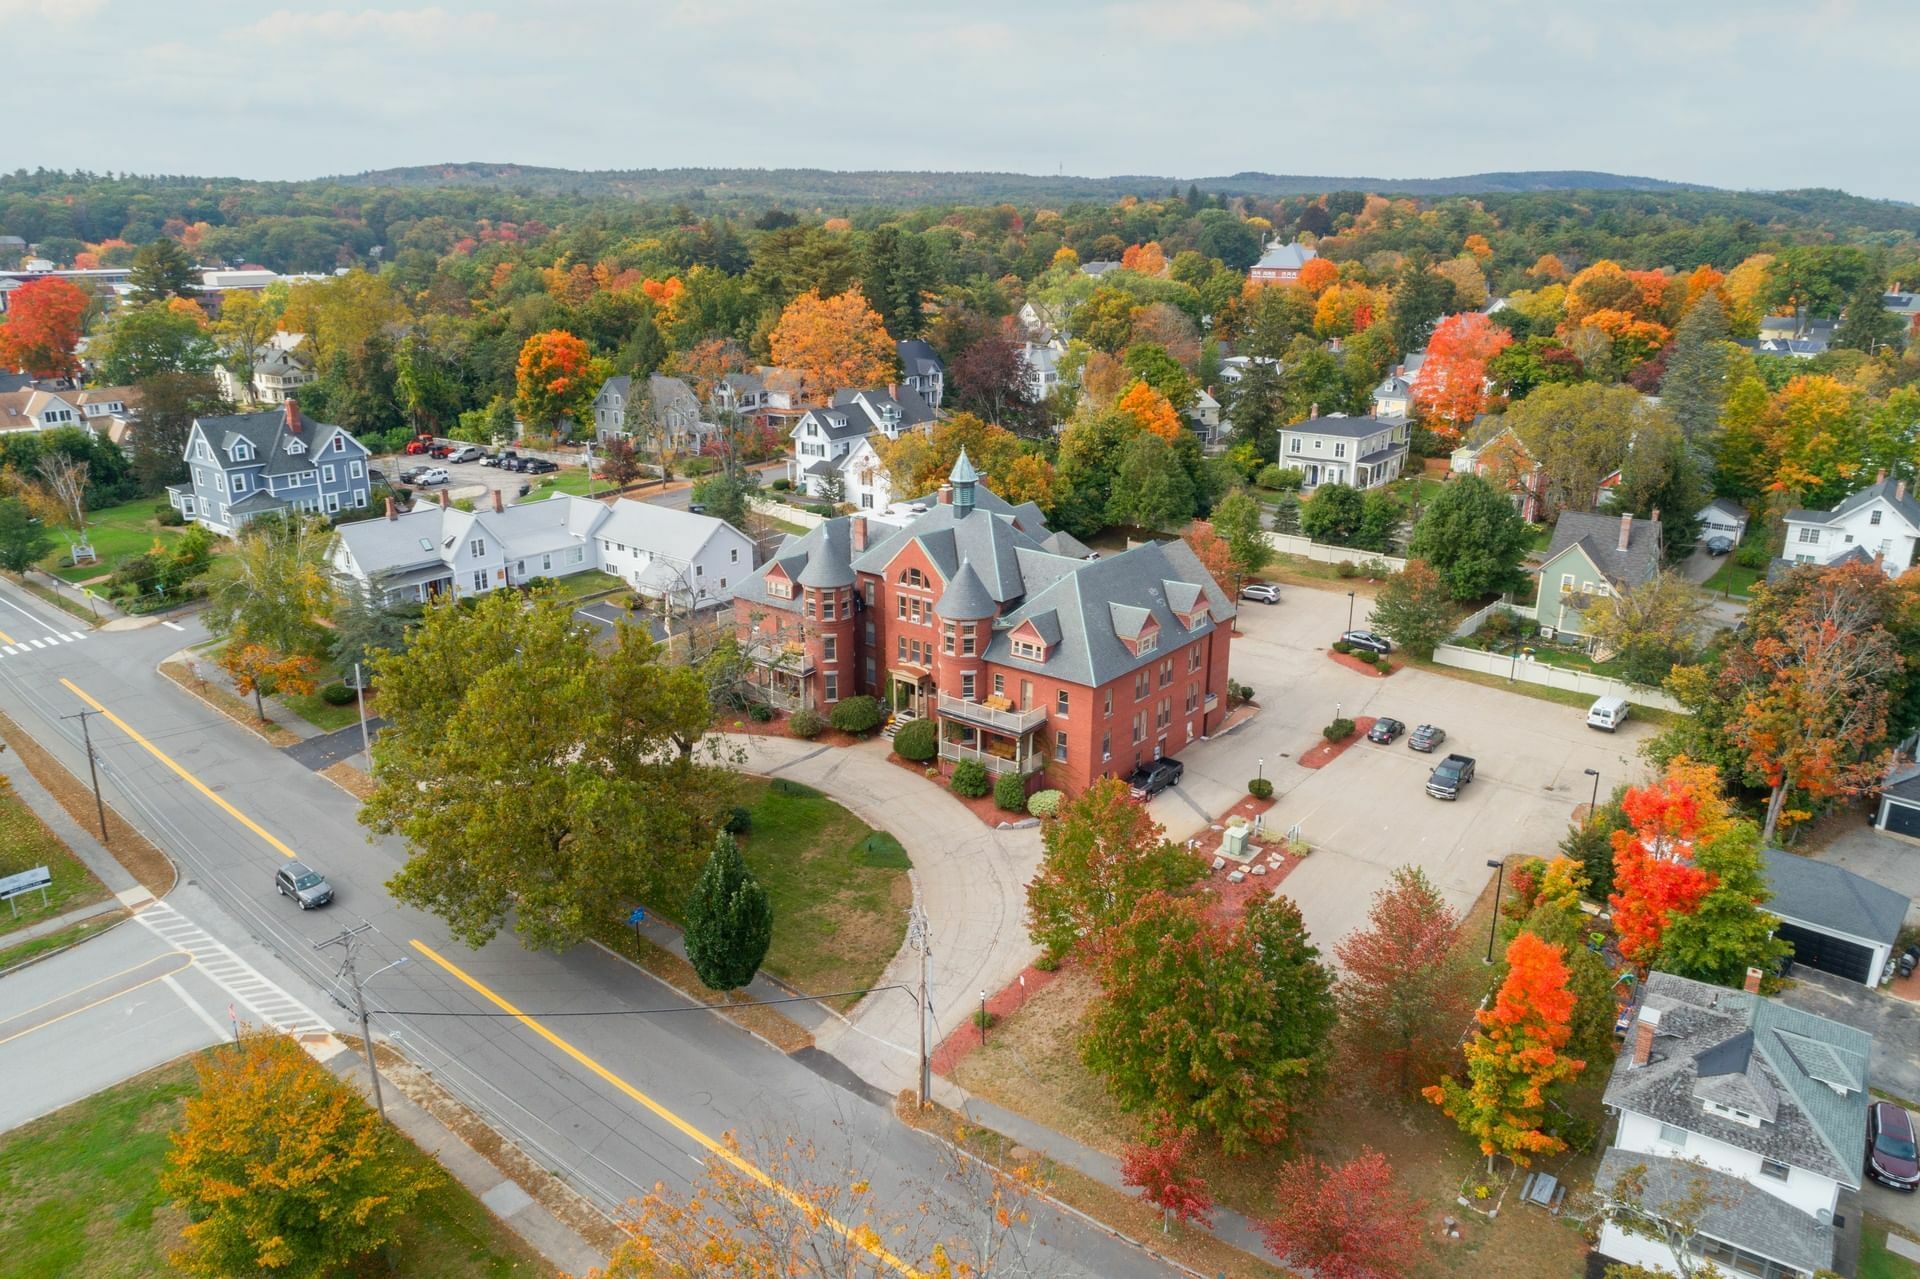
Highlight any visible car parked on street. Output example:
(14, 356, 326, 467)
(1367, 717, 1405, 744)
(1127, 757, 1184, 799)
(1868, 1101, 1919, 1190)
(1240, 582, 1281, 605)
(274, 861, 334, 909)
(1409, 723, 1447, 753)
(1341, 630, 1393, 655)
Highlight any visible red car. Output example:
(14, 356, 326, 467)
(1869, 1101, 1919, 1190)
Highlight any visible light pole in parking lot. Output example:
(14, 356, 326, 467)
(1584, 768, 1601, 826)
(1484, 858, 1506, 964)
(1345, 590, 1356, 634)
(1256, 757, 1264, 785)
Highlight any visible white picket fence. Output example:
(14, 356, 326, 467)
(748, 496, 826, 529)
(1429, 643, 1687, 712)
(1261, 531, 1408, 574)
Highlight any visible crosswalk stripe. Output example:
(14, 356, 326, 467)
(1, 646, 13, 655)
(133, 904, 333, 1036)
(27, 639, 46, 649)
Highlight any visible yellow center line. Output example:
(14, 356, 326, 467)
(409, 939, 923, 1278)
(60, 678, 296, 859)
(0, 956, 194, 1048)
(0, 950, 191, 1023)
(0, 628, 14, 646)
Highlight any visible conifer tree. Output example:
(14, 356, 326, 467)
(684, 830, 774, 991)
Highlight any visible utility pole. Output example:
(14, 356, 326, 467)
(60, 709, 109, 843)
(352, 662, 371, 760)
(316, 923, 387, 1121)
(907, 906, 932, 1107)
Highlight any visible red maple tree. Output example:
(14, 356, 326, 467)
(1411, 312, 1512, 440)
(1260, 1147, 1428, 1279)
(1332, 865, 1477, 1094)
(1118, 1118, 1213, 1231)
(1608, 760, 1727, 965)
(0, 276, 91, 379)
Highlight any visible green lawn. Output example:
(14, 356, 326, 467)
(40, 497, 189, 584)
(0, 915, 122, 972)
(278, 658, 366, 733)
(0, 775, 108, 938)
(0, 1055, 553, 1278)
(1862, 1223, 1920, 1279)
(515, 469, 599, 500)
(542, 569, 624, 601)
(1704, 558, 1765, 598)
(733, 776, 912, 1008)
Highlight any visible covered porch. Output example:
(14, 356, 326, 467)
(745, 638, 815, 711)
(936, 694, 1047, 778)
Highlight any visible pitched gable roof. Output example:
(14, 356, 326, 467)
(1785, 476, 1920, 533)
(1761, 847, 1908, 948)
(186, 404, 361, 476)
(1541, 511, 1663, 588)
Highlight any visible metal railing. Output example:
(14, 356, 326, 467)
(939, 740, 1047, 777)
(935, 692, 1046, 735)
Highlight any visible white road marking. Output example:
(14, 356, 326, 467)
(163, 973, 233, 1042)
(162, 621, 185, 632)
(27, 639, 46, 649)
(1, 646, 13, 656)
(0, 591, 48, 624)
(135, 903, 333, 1037)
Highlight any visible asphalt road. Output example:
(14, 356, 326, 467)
(0, 576, 1173, 1277)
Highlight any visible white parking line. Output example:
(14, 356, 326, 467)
(162, 621, 185, 632)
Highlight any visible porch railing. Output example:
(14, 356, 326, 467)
(939, 740, 1047, 777)
(936, 693, 1046, 735)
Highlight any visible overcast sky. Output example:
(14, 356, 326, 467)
(10, 0, 1913, 202)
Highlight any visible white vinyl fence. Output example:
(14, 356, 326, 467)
(1451, 598, 1537, 639)
(1262, 532, 1408, 574)
(1429, 643, 1687, 712)
(748, 496, 826, 529)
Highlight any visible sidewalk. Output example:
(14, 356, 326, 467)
(0, 720, 146, 903)
(165, 646, 326, 743)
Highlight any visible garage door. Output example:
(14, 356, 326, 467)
(1776, 922, 1875, 984)
(1886, 801, 1920, 839)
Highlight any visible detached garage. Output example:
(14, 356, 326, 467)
(1877, 759, 1920, 840)
(1695, 497, 1749, 545)
(1761, 847, 1909, 986)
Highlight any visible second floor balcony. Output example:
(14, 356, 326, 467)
(936, 692, 1046, 735)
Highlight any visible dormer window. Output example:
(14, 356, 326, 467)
(767, 575, 792, 600)
(286, 438, 305, 454)
(1135, 630, 1158, 655)
(900, 568, 928, 588)
(1012, 638, 1045, 661)
(230, 442, 251, 461)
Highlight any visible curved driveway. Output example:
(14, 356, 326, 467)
(718, 734, 1042, 1093)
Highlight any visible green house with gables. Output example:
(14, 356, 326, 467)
(1533, 511, 1663, 644)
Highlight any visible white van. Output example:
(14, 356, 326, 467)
(1586, 696, 1630, 732)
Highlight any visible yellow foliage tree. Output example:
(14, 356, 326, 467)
(768, 287, 896, 401)
(1722, 253, 1777, 335)
(1115, 380, 1186, 444)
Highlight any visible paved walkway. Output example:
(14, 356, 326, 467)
(0, 721, 144, 902)
(717, 733, 1044, 1097)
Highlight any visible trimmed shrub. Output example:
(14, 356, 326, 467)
(154, 503, 186, 527)
(1334, 560, 1360, 579)
(1027, 789, 1064, 818)
(994, 773, 1027, 811)
(770, 477, 792, 491)
(1227, 678, 1255, 706)
(828, 694, 885, 735)
(1032, 951, 1061, 972)
(1323, 718, 1356, 742)
(1331, 639, 1352, 654)
(789, 708, 826, 739)
(1248, 777, 1274, 800)
(892, 716, 937, 762)
(319, 683, 356, 706)
(723, 806, 752, 834)
(746, 702, 774, 723)
(950, 759, 990, 797)
(1354, 649, 1379, 666)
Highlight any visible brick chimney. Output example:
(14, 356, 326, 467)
(491, 487, 504, 514)
(1878, 468, 1889, 485)
(283, 397, 302, 434)
(1899, 479, 1909, 502)
(1650, 507, 1660, 527)
(851, 515, 867, 552)
(1631, 1005, 1662, 1067)
(1744, 966, 1763, 994)
(438, 489, 449, 509)
(1309, 402, 1320, 419)
(1618, 512, 1634, 552)
(384, 495, 396, 521)
(938, 483, 952, 506)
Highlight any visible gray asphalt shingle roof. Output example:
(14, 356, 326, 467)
(1761, 847, 1909, 947)
(1279, 413, 1402, 440)
(1786, 477, 1920, 532)
(896, 339, 943, 378)
(1885, 757, 1920, 804)
(1604, 972, 1870, 1187)
(190, 405, 360, 479)
(1541, 511, 1663, 589)
(1595, 1149, 1834, 1276)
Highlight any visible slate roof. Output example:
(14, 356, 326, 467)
(1785, 476, 1920, 533)
(1080, 260, 1121, 276)
(855, 503, 1041, 602)
(189, 405, 360, 478)
(1885, 756, 1920, 804)
(1041, 529, 1095, 559)
(226, 490, 291, 515)
(1253, 242, 1318, 272)
(1604, 971, 1870, 1187)
(1885, 292, 1920, 316)
(1761, 847, 1909, 948)
(596, 374, 632, 403)
(933, 561, 995, 620)
(833, 385, 937, 431)
(1279, 413, 1403, 440)
(896, 339, 943, 379)
(1540, 511, 1663, 589)
(1595, 1149, 1834, 1277)
(1700, 497, 1748, 522)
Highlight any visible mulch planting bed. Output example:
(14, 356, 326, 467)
(1328, 648, 1397, 677)
(1298, 715, 1376, 769)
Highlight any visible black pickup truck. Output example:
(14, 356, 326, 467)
(1426, 754, 1476, 800)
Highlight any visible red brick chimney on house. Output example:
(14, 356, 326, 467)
(1631, 1006, 1662, 1067)
(1309, 402, 1319, 419)
(438, 489, 449, 509)
(1878, 469, 1889, 485)
(384, 496, 396, 521)
(1744, 967, 1763, 994)
(1900, 480, 1910, 502)
(938, 484, 953, 505)
(283, 397, 302, 434)
(851, 516, 867, 552)
(1618, 512, 1634, 552)
(491, 488, 504, 514)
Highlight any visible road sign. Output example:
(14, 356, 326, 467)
(628, 906, 647, 926)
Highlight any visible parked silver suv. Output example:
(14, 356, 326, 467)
(274, 861, 334, 909)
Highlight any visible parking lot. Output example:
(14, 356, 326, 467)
(376, 449, 584, 507)
(1158, 583, 1656, 951)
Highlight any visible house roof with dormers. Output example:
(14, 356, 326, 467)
(185, 403, 363, 477)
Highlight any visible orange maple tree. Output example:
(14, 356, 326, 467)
(1121, 241, 1167, 276)
(1424, 931, 1584, 1168)
(1296, 255, 1341, 297)
(768, 286, 896, 400)
(514, 329, 597, 436)
(1114, 380, 1186, 443)
(0, 276, 91, 379)
(1411, 312, 1512, 437)
(218, 644, 320, 722)
(1181, 520, 1236, 595)
(1462, 233, 1493, 262)
(1607, 759, 1727, 965)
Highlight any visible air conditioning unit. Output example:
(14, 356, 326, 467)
(1540, 626, 1556, 640)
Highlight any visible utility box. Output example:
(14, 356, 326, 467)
(1223, 825, 1250, 860)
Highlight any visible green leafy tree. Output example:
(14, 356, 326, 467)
(330, 576, 420, 677)
(1406, 475, 1532, 598)
(1370, 559, 1454, 659)
(1211, 489, 1271, 592)
(1121, 344, 1197, 410)
(362, 591, 727, 950)
(1388, 260, 1455, 355)
(1502, 382, 1650, 518)
(1357, 488, 1404, 553)
(128, 237, 200, 303)
(1659, 294, 1732, 445)
(1765, 244, 1871, 317)
(1656, 821, 1792, 987)
(130, 370, 229, 493)
(204, 516, 337, 656)
(91, 301, 218, 385)
(1560, 797, 1628, 902)
(1585, 571, 1709, 685)
(1299, 482, 1364, 547)
(1086, 891, 1334, 1153)
(1833, 276, 1905, 354)
(859, 225, 931, 340)
(1105, 430, 1196, 530)
(691, 471, 751, 528)
(1025, 777, 1204, 960)
(161, 1029, 437, 1278)
(1611, 425, 1710, 560)
(0, 496, 53, 571)
(683, 830, 774, 991)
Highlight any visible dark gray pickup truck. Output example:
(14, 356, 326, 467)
(1426, 754, 1476, 800)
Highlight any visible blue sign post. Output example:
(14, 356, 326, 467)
(628, 906, 646, 947)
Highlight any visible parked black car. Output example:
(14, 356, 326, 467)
(521, 457, 559, 475)
(1869, 1101, 1920, 1190)
(1426, 754, 1476, 800)
(1367, 717, 1405, 744)
(1409, 723, 1447, 753)
(1127, 758, 1184, 800)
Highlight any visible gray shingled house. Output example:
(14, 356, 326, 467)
(168, 399, 371, 535)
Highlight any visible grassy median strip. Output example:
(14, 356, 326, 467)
(589, 923, 813, 1054)
(158, 656, 301, 747)
(0, 709, 173, 898)
(0, 913, 125, 973)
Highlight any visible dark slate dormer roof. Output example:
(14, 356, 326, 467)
(1163, 580, 1203, 614)
(833, 385, 937, 431)
(933, 561, 995, 620)
(1108, 602, 1153, 639)
(736, 520, 856, 609)
(801, 406, 867, 441)
(854, 504, 1041, 604)
(1885, 756, 1920, 804)
(1041, 529, 1095, 558)
(597, 374, 632, 402)
(189, 406, 357, 478)
(1761, 847, 1909, 948)
(1018, 609, 1063, 648)
(1692, 1030, 1781, 1124)
(896, 339, 944, 378)
(795, 519, 856, 588)
(1541, 511, 1663, 589)
(1603, 971, 1870, 1187)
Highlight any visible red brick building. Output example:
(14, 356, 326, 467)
(1247, 241, 1318, 286)
(733, 453, 1237, 796)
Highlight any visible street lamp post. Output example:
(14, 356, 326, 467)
(1484, 858, 1506, 964)
(1257, 757, 1264, 785)
(1346, 590, 1356, 634)
(979, 990, 989, 1046)
(1584, 768, 1601, 826)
